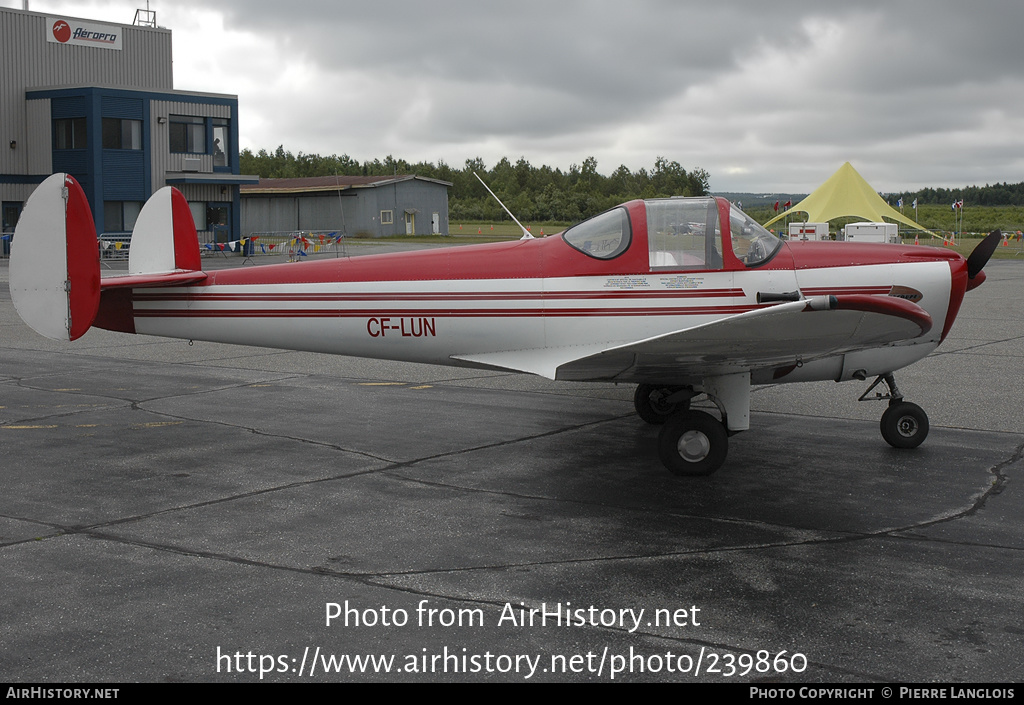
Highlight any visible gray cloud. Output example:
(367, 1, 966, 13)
(25, 0, 1024, 191)
(199, 0, 1024, 189)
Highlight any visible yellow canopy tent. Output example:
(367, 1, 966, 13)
(763, 162, 931, 233)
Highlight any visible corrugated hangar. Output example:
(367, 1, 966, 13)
(0, 5, 257, 249)
(241, 175, 452, 238)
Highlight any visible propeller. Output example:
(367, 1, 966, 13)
(967, 229, 1002, 280)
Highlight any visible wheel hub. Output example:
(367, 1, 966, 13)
(677, 430, 711, 462)
(896, 416, 919, 437)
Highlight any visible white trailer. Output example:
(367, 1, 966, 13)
(841, 222, 900, 243)
(788, 222, 831, 241)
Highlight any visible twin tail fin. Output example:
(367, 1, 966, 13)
(9, 173, 206, 341)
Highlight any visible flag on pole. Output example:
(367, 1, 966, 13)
(773, 201, 779, 212)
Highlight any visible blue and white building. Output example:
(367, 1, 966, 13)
(1, 6, 257, 251)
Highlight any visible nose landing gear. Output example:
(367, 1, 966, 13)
(861, 373, 930, 449)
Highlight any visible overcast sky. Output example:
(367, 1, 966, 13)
(8, 0, 1024, 193)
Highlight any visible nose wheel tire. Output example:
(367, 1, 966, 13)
(634, 384, 691, 425)
(880, 401, 929, 449)
(658, 410, 728, 476)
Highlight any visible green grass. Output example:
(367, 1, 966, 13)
(747, 204, 1024, 239)
(898, 234, 1024, 259)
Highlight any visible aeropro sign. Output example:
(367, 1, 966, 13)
(47, 17, 123, 50)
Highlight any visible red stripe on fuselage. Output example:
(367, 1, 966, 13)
(132, 304, 766, 319)
(131, 288, 747, 304)
(800, 286, 892, 296)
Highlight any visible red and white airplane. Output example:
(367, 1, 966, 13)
(10, 173, 1000, 475)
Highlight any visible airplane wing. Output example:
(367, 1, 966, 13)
(453, 294, 932, 381)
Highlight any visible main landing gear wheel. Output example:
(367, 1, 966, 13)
(634, 384, 691, 425)
(658, 410, 728, 476)
(880, 401, 929, 449)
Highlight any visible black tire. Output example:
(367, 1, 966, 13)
(658, 410, 728, 476)
(634, 384, 691, 425)
(880, 401, 929, 449)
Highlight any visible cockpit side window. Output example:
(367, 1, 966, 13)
(562, 207, 631, 259)
(646, 198, 723, 270)
(729, 207, 782, 267)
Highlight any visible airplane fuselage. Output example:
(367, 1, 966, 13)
(97, 235, 965, 387)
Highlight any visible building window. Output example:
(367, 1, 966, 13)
(169, 115, 205, 154)
(54, 118, 87, 150)
(3, 203, 22, 233)
(212, 118, 230, 167)
(103, 201, 143, 233)
(380, 210, 394, 225)
(189, 202, 207, 230)
(102, 118, 142, 150)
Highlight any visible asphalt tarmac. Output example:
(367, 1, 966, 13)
(1, 248, 1022, 683)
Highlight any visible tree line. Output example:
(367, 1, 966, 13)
(890, 182, 1024, 208)
(240, 147, 710, 223)
(239, 146, 1024, 225)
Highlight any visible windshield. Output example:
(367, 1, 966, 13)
(729, 206, 782, 267)
(562, 207, 631, 259)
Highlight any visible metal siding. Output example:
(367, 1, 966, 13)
(376, 186, 398, 236)
(101, 95, 144, 120)
(0, 183, 38, 204)
(298, 195, 343, 231)
(1, 7, 171, 177)
(51, 95, 85, 118)
(239, 180, 450, 238)
(26, 99, 51, 173)
(177, 184, 226, 202)
(101, 150, 146, 200)
(241, 196, 299, 234)
(403, 180, 449, 235)
(364, 190, 382, 236)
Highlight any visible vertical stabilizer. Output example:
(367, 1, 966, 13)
(128, 186, 202, 274)
(9, 174, 100, 341)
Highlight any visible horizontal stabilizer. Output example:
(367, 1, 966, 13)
(100, 271, 209, 289)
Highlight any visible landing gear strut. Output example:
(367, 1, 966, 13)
(861, 373, 930, 449)
(633, 384, 693, 424)
(639, 373, 749, 476)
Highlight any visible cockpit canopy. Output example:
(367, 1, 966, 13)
(562, 197, 781, 270)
